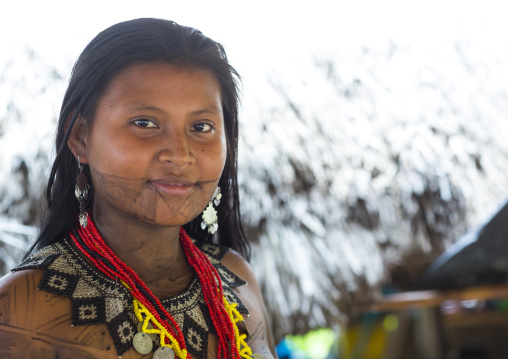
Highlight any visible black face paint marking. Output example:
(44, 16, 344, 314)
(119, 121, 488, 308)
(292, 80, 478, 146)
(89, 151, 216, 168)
(89, 166, 220, 223)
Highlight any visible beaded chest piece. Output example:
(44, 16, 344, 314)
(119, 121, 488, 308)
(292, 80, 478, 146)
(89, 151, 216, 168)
(13, 237, 249, 358)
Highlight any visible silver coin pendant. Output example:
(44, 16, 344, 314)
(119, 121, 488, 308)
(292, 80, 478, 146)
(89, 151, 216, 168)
(133, 332, 153, 355)
(153, 346, 176, 359)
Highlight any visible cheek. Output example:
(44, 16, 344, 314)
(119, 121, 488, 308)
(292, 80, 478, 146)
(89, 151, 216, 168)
(87, 133, 146, 174)
(219, 133, 228, 167)
(198, 134, 227, 176)
(90, 168, 146, 203)
(199, 150, 226, 179)
(214, 140, 228, 176)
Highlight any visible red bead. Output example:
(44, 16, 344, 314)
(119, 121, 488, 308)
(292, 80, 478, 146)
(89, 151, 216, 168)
(70, 214, 241, 359)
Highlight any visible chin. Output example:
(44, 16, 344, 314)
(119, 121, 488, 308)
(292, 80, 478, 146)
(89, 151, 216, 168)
(134, 211, 198, 228)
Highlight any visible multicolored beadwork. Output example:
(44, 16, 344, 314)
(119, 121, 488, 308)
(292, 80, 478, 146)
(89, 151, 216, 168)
(13, 222, 250, 358)
(70, 214, 252, 359)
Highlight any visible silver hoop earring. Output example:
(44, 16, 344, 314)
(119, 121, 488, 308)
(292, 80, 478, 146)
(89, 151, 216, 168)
(75, 156, 90, 228)
(201, 186, 221, 234)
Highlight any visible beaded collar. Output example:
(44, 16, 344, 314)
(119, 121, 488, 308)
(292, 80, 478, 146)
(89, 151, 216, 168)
(13, 238, 248, 358)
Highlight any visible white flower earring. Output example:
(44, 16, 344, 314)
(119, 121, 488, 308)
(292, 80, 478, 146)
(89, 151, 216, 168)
(201, 186, 222, 234)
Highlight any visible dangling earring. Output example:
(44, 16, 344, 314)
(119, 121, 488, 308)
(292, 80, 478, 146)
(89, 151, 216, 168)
(201, 186, 222, 234)
(75, 156, 90, 228)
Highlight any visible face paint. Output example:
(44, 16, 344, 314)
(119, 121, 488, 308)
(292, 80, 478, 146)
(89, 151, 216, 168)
(82, 63, 227, 227)
(90, 166, 220, 225)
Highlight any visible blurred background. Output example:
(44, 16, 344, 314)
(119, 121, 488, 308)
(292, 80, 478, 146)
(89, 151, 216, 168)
(2, 1, 508, 358)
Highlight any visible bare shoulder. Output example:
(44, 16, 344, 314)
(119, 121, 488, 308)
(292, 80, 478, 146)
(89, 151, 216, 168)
(222, 250, 278, 359)
(0, 269, 45, 326)
(221, 250, 264, 304)
(0, 270, 121, 358)
(0, 269, 59, 357)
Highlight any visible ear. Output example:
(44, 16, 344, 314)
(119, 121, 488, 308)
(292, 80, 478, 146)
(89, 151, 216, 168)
(67, 114, 89, 163)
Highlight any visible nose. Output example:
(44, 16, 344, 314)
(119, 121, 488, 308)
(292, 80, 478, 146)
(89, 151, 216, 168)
(157, 131, 193, 167)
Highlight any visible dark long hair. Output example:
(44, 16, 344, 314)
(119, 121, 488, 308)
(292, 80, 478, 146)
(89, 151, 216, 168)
(26, 18, 250, 260)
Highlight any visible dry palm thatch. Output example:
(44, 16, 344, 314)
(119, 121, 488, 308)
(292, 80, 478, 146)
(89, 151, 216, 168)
(2, 41, 508, 341)
(0, 47, 61, 224)
(239, 41, 508, 340)
(0, 219, 36, 274)
(0, 48, 62, 269)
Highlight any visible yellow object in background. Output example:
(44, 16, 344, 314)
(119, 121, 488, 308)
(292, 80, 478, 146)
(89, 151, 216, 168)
(338, 314, 393, 359)
(278, 328, 337, 359)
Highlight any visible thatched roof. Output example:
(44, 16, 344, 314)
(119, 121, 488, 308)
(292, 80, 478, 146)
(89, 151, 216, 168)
(2, 40, 508, 341)
(0, 48, 60, 224)
(239, 41, 508, 339)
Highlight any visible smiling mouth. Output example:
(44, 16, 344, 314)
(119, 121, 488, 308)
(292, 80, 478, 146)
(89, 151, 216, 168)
(149, 178, 195, 197)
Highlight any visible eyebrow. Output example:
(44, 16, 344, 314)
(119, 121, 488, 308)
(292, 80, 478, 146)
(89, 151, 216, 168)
(126, 104, 222, 116)
(190, 104, 222, 116)
(127, 104, 165, 114)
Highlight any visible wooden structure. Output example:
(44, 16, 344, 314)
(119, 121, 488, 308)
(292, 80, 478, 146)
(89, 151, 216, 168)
(341, 284, 508, 359)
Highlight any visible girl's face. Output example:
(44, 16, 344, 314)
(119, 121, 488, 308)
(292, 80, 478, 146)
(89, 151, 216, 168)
(79, 63, 227, 227)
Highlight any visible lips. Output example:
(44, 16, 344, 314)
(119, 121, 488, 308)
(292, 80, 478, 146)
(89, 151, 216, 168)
(149, 177, 195, 196)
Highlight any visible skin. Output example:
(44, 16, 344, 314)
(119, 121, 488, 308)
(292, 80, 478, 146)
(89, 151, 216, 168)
(0, 63, 276, 359)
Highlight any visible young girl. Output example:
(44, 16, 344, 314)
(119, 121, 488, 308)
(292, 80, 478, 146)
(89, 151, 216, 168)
(0, 18, 275, 359)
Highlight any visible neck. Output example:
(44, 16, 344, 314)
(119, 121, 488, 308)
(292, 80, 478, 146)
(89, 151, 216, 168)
(91, 206, 194, 298)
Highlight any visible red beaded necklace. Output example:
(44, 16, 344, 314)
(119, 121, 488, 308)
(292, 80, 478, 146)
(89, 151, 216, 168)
(70, 214, 240, 359)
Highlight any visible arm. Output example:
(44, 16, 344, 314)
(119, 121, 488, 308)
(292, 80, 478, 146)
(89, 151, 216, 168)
(222, 251, 277, 359)
(0, 270, 58, 358)
(0, 324, 57, 358)
(0, 271, 112, 358)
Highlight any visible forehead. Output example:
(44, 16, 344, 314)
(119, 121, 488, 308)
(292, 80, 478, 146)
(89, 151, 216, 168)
(99, 62, 223, 110)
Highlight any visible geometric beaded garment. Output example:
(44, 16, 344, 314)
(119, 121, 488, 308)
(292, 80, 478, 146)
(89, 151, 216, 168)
(12, 237, 249, 358)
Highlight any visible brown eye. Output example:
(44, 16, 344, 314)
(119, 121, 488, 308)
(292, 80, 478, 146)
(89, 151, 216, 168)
(192, 123, 213, 132)
(134, 119, 158, 128)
